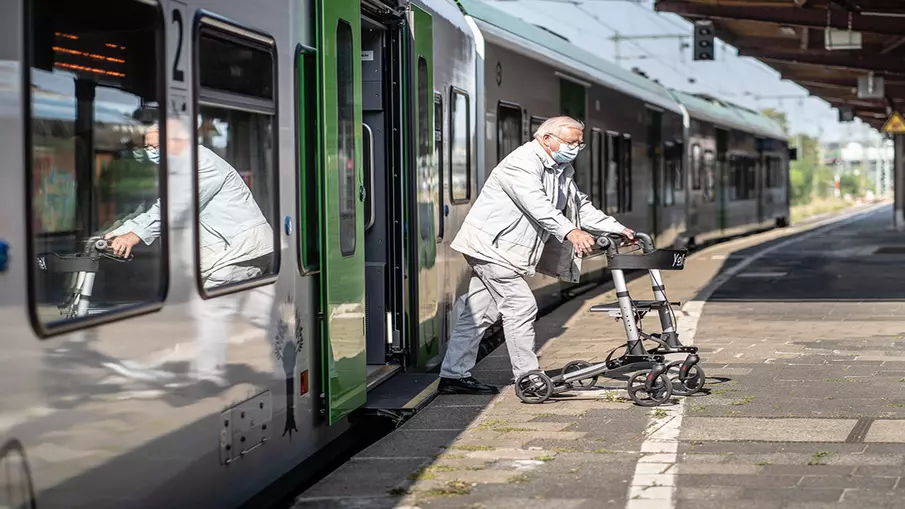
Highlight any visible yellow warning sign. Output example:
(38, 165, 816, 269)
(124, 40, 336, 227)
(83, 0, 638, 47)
(882, 111, 905, 134)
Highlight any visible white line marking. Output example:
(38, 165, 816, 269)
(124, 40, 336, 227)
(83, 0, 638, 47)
(736, 272, 788, 278)
(625, 205, 885, 509)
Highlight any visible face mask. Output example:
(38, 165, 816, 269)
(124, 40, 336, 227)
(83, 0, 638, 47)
(551, 143, 580, 164)
(144, 146, 160, 165)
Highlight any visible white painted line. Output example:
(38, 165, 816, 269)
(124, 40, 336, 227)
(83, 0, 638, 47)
(736, 272, 788, 278)
(625, 205, 883, 509)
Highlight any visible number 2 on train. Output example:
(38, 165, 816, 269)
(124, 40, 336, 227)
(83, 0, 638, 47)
(169, 1, 188, 90)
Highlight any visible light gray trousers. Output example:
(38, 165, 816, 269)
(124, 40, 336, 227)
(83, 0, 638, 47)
(440, 256, 540, 380)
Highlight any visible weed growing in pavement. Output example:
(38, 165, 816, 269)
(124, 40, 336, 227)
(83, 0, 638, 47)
(408, 467, 437, 481)
(691, 403, 706, 412)
(807, 451, 832, 465)
(731, 396, 756, 406)
(535, 455, 555, 462)
(449, 445, 495, 451)
(422, 480, 472, 497)
(653, 408, 668, 418)
(508, 474, 529, 484)
(473, 419, 508, 430)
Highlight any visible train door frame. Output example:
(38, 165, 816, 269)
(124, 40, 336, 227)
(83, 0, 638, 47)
(715, 127, 729, 231)
(645, 106, 664, 239)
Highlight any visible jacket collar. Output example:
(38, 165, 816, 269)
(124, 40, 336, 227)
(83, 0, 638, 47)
(531, 139, 574, 178)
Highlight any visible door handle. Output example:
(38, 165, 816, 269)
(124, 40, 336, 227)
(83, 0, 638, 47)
(362, 123, 376, 231)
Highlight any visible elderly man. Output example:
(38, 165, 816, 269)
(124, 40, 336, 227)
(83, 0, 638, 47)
(438, 116, 634, 395)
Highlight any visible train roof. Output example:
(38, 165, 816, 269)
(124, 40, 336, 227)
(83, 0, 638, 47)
(456, 0, 683, 114)
(669, 90, 788, 141)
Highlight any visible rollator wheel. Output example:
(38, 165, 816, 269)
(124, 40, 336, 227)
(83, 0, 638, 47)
(626, 370, 673, 407)
(515, 372, 554, 404)
(563, 360, 598, 388)
(665, 361, 706, 396)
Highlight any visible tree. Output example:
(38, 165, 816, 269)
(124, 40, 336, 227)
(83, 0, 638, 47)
(760, 108, 789, 136)
(788, 133, 821, 205)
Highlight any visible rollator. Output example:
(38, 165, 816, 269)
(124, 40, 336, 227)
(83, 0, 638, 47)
(514, 232, 702, 406)
(36, 236, 134, 319)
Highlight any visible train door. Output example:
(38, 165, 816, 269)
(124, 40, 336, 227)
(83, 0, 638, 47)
(559, 77, 588, 177)
(646, 108, 663, 239)
(410, 5, 441, 367)
(316, 0, 366, 424)
(755, 138, 765, 224)
(716, 128, 728, 231)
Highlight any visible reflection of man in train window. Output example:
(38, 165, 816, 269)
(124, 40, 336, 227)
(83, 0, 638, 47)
(104, 120, 273, 287)
(103, 118, 274, 387)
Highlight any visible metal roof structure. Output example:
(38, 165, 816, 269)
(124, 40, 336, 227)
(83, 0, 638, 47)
(653, 0, 905, 131)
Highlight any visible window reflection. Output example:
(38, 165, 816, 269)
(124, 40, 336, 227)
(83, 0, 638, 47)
(28, 0, 164, 328)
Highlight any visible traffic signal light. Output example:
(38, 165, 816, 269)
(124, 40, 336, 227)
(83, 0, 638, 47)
(693, 20, 715, 61)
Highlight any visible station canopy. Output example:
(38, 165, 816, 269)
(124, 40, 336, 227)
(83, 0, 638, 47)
(654, 0, 905, 131)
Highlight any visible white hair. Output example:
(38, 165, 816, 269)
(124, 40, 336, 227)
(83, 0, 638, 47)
(533, 116, 585, 138)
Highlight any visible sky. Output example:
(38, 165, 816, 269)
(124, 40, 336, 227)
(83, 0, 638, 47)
(483, 0, 881, 144)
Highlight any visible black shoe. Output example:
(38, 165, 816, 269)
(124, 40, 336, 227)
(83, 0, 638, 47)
(438, 376, 500, 395)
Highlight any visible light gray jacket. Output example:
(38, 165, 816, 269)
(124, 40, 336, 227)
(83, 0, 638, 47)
(109, 145, 273, 279)
(451, 140, 626, 282)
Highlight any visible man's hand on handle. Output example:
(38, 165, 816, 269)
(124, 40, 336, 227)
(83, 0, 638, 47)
(104, 232, 141, 258)
(566, 229, 595, 257)
(568, 228, 637, 257)
(621, 228, 636, 243)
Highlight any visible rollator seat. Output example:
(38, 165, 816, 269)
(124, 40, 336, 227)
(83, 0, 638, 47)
(589, 300, 681, 313)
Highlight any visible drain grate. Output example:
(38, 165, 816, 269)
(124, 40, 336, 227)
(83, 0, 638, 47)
(873, 246, 905, 255)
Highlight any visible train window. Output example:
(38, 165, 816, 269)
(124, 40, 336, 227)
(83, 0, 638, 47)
(691, 144, 702, 190)
(530, 116, 548, 138)
(748, 157, 757, 198)
(450, 88, 471, 203)
(497, 102, 522, 163)
(336, 21, 357, 255)
(296, 47, 319, 274)
(195, 22, 279, 293)
(662, 142, 675, 207)
(728, 155, 738, 201)
(673, 143, 685, 193)
(703, 150, 716, 202)
(435, 94, 444, 241)
(604, 133, 619, 215)
(417, 57, 433, 244)
(591, 129, 603, 207)
(622, 136, 633, 213)
(765, 156, 772, 188)
(27, 0, 166, 333)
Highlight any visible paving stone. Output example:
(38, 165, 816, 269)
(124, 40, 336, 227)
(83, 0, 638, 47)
(676, 501, 782, 509)
(852, 465, 905, 477)
(737, 487, 844, 503)
(675, 486, 744, 499)
(679, 474, 802, 488)
(864, 419, 905, 443)
(798, 475, 897, 489)
(680, 418, 857, 442)
(675, 463, 763, 475)
(760, 464, 855, 476)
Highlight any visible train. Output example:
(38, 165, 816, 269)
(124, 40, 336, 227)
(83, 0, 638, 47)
(0, 0, 789, 507)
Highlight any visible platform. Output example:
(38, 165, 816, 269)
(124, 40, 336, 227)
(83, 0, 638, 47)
(290, 202, 905, 509)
